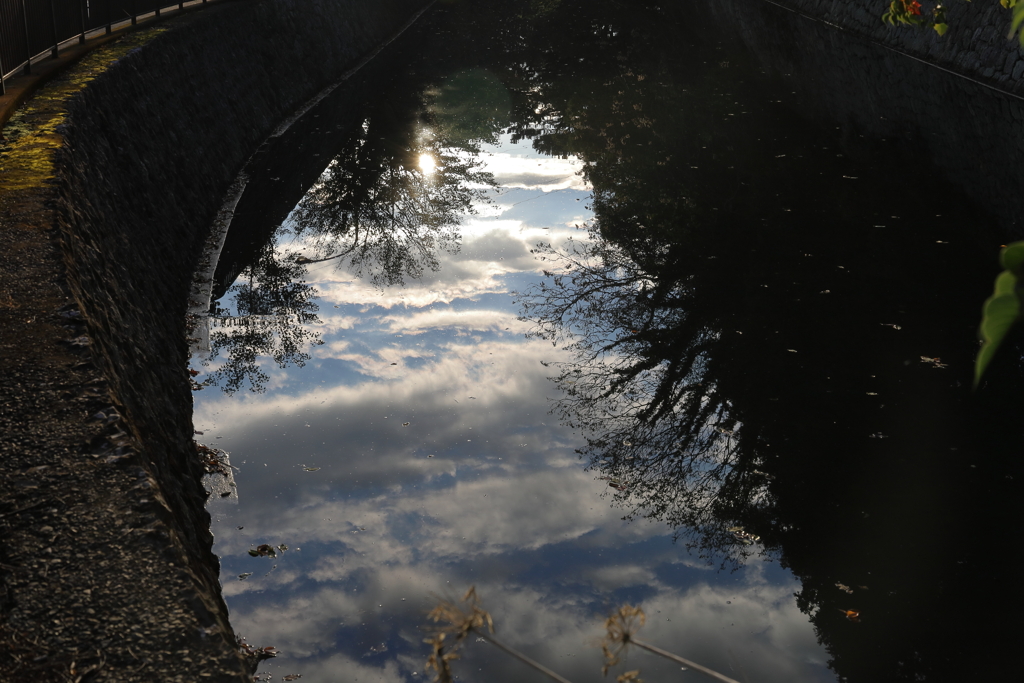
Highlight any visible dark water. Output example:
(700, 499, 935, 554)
(191, 1, 1022, 681)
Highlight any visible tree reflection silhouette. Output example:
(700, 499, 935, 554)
(520, 234, 761, 564)
(204, 51, 497, 392)
(508, 0, 1019, 678)
(204, 237, 322, 394)
(289, 114, 494, 287)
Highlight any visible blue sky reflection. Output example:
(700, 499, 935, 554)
(194, 136, 834, 683)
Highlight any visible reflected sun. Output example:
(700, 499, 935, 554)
(418, 152, 438, 175)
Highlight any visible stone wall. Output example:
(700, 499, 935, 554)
(759, 0, 1024, 90)
(50, 0, 424, 671)
(694, 0, 1024, 237)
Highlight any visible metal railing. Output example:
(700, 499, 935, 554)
(1, 0, 213, 95)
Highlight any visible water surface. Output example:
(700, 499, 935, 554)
(192, 2, 1021, 681)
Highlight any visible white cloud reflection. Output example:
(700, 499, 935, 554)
(198, 135, 832, 683)
(481, 152, 589, 192)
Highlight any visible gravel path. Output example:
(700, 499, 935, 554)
(0, 18, 249, 683)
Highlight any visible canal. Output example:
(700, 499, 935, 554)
(190, 1, 1021, 681)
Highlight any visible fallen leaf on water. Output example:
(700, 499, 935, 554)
(238, 573, 253, 580)
(283, 676, 302, 681)
(836, 582, 853, 594)
(402, 422, 410, 426)
(249, 544, 277, 558)
(839, 609, 861, 623)
(304, 467, 320, 472)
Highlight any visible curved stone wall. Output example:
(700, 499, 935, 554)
(57, 0, 423, 581)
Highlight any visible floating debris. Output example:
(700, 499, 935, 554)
(599, 476, 629, 491)
(727, 526, 760, 545)
(249, 544, 277, 558)
(196, 443, 230, 476)
(283, 676, 303, 682)
(238, 573, 253, 580)
(880, 324, 902, 330)
(920, 356, 948, 369)
(868, 432, 888, 439)
(839, 609, 861, 623)
(304, 467, 320, 472)
(238, 640, 278, 662)
(836, 582, 853, 594)
(363, 643, 388, 657)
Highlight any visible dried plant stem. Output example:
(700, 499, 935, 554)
(476, 632, 577, 683)
(631, 638, 741, 683)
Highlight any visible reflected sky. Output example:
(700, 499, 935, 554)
(193, 135, 833, 682)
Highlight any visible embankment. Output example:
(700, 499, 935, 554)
(0, 0, 425, 680)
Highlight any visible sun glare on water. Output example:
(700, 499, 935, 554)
(418, 152, 438, 175)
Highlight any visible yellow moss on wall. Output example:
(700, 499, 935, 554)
(0, 27, 168, 198)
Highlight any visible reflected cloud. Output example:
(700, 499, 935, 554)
(479, 151, 590, 193)
(195, 16, 836, 681)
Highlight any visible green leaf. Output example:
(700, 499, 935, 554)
(999, 241, 1024, 272)
(1010, 3, 1024, 41)
(975, 291, 1021, 386)
(994, 270, 1018, 296)
(933, 22, 948, 36)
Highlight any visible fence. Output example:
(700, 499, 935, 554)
(0, 1, 212, 95)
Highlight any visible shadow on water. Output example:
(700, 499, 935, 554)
(200, 0, 1021, 679)
(507, 1, 1022, 679)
